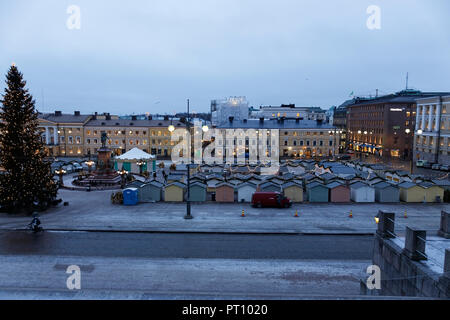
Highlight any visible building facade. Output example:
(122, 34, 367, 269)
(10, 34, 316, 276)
(346, 90, 450, 161)
(216, 118, 339, 159)
(38, 112, 185, 158)
(38, 111, 92, 157)
(414, 95, 450, 165)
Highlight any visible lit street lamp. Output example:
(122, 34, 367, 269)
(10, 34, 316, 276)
(136, 160, 145, 175)
(117, 169, 128, 189)
(55, 168, 66, 187)
(85, 160, 95, 173)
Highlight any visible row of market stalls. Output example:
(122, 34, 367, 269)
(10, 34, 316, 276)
(114, 153, 448, 204)
(122, 173, 446, 204)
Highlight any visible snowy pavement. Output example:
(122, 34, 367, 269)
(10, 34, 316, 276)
(0, 255, 370, 299)
(0, 189, 449, 234)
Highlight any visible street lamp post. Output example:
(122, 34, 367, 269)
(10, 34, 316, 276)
(55, 168, 66, 187)
(117, 169, 128, 189)
(136, 160, 144, 175)
(185, 99, 193, 220)
(85, 160, 95, 174)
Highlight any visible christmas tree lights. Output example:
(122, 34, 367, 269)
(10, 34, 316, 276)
(0, 65, 58, 214)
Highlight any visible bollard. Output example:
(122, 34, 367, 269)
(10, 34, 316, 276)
(403, 227, 427, 261)
(376, 211, 395, 239)
(438, 211, 450, 239)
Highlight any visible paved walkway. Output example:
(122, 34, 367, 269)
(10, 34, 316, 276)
(0, 190, 449, 234)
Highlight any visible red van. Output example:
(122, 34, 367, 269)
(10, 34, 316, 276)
(251, 192, 292, 208)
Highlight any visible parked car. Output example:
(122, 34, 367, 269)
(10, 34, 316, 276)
(72, 162, 83, 172)
(440, 165, 449, 172)
(337, 154, 351, 160)
(251, 192, 292, 208)
(416, 160, 428, 167)
(432, 164, 441, 170)
(423, 162, 433, 169)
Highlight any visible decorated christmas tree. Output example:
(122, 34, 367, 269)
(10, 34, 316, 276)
(0, 65, 58, 213)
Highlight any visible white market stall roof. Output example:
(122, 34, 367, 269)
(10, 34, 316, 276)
(115, 148, 156, 161)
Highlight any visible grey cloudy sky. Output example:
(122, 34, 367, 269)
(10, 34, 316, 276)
(1, 0, 449, 115)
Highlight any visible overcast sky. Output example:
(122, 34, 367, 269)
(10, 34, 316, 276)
(1, 0, 449, 115)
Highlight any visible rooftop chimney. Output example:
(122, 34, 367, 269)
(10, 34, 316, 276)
(131, 115, 137, 121)
(229, 116, 234, 123)
(55, 111, 62, 116)
(74, 111, 80, 116)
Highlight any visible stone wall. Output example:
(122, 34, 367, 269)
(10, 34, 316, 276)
(367, 235, 448, 298)
(361, 210, 450, 298)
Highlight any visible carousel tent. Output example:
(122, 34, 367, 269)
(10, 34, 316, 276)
(114, 148, 156, 173)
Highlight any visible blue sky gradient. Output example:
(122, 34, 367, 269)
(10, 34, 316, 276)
(1, 0, 449, 115)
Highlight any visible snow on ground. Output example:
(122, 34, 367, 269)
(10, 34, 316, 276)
(0, 255, 370, 299)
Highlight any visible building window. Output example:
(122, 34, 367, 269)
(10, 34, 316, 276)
(68, 136, 73, 144)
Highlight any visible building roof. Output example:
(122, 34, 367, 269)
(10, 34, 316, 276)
(216, 182, 234, 188)
(85, 118, 185, 128)
(372, 181, 398, 189)
(236, 181, 258, 189)
(325, 181, 345, 189)
(432, 179, 450, 187)
(39, 112, 91, 124)
(216, 118, 335, 130)
(398, 181, 419, 189)
(282, 181, 303, 189)
(115, 147, 155, 160)
(190, 181, 207, 189)
(347, 90, 450, 108)
(306, 181, 326, 189)
(165, 182, 186, 189)
(350, 181, 373, 189)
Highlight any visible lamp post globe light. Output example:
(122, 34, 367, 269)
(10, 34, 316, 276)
(136, 160, 144, 175)
(55, 168, 66, 186)
(117, 169, 128, 189)
(85, 160, 95, 173)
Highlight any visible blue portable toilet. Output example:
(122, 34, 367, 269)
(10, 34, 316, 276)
(123, 188, 139, 206)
